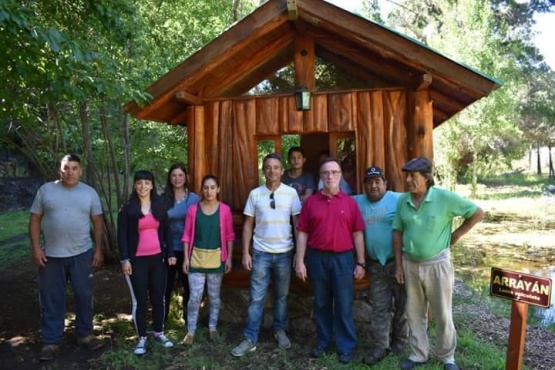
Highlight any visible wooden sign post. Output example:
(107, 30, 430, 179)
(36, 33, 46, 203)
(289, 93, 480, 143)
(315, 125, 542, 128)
(489, 267, 552, 370)
(506, 301, 528, 370)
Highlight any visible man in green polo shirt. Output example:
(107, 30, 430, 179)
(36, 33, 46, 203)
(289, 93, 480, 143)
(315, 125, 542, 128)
(392, 157, 483, 370)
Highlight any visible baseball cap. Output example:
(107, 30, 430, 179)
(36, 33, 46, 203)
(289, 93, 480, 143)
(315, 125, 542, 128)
(402, 157, 433, 173)
(364, 166, 385, 180)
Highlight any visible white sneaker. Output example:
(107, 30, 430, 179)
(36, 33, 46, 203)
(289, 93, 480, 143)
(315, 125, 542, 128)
(154, 333, 174, 348)
(134, 337, 147, 355)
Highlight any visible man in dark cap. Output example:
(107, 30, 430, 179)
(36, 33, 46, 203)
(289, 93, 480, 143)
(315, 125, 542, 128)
(393, 157, 483, 370)
(353, 166, 408, 365)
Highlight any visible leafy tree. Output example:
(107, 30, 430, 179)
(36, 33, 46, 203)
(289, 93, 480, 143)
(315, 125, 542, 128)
(0, 0, 251, 259)
(375, 0, 554, 193)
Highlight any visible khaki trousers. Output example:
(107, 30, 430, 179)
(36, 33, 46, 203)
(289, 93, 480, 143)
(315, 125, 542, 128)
(403, 253, 456, 364)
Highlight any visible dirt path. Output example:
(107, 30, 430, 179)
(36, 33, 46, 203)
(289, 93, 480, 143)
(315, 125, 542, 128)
(0, 259, 128, 370)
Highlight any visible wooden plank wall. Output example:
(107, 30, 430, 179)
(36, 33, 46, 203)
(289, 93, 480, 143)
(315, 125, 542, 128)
(188, 89, 419, 210)
(185, 89, 430, 289)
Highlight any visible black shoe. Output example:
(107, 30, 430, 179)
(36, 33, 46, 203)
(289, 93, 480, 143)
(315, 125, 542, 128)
(362, 349, 388, 365)
(38, 344, 59, 361)
(310, 345, 330, 358)
(400, 358, 429, 370)
(338, 352, 353, 364)
(444, 363, 460, 370)
(77, 335, 104, 350)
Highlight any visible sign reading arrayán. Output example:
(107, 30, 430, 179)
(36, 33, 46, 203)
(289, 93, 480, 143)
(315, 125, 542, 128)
(490, 267, 552, 308)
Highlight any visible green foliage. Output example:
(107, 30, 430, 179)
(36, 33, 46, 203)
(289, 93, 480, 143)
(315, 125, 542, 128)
(380, 0, 554, 189)
(0, 0, 250, 256)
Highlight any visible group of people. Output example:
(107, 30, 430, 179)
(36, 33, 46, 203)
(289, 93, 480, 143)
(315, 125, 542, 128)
(116, 165, 235, 355)
(29, 151, 483, 370)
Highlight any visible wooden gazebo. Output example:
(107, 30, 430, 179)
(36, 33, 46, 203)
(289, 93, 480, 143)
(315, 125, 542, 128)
(126, 0, 499, 288)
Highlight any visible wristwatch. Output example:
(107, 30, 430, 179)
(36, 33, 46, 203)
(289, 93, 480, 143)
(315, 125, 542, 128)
(356, 261, 366, 268)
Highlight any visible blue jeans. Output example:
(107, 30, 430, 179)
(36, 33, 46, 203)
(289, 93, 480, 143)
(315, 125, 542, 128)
(307, 248, 357, 354)
(38, 249, 94, 344)
(243, 249, 292, 344)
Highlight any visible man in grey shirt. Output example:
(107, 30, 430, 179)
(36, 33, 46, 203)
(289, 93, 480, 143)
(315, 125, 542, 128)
(29, 154, 105, 361)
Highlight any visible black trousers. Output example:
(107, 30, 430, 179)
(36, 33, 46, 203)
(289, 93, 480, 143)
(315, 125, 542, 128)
(124, 253, 167, 336)
(165, 250, 190, 321)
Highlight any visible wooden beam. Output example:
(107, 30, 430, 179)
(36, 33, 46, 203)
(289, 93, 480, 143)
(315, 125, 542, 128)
(314, 34, 414, 87)
(169, 109, 189, 126)
(294, 33, 315, 91)
(287, 0, 298, 20)
(408, 89, 433, 159)
(412, 73, 432, 91)
(130, 2, 289, 119)
(297, 0, 499, 96)
(317, 47, 393, 87)
(175, 90, 202, 105)
(205, 32, 295, 97)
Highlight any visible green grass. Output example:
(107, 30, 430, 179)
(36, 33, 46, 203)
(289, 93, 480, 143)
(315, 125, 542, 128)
(0, 211, 29, 270)
(0, 210, 28, 240)
(478, 173, 552, 187)
(91, 317, 510, 370)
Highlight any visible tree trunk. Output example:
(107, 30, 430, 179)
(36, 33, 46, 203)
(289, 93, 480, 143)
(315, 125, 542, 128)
(537, 144, 542, 175)
(528, 145, 532, 172)
(470, 160, 478, 198)
(79, 102, 97, 188)
(122, 113, 131, 204)
(549, 145, 554, 180)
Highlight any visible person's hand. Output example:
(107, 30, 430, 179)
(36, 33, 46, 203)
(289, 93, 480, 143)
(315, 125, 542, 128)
(295, 261, 307, 282)
(168, 257, 177, 266)
(242, 253, 252, 271)
(121, 261, 132, 275)
(183, 259, 190, 274)
(395, 264, 404, 284)
(225, 258, 233, 274)
(292, 252, 297, 270)
(92, 250, 104, 268)
(32, 248, 47, 268)
(354, 265, 365, 280)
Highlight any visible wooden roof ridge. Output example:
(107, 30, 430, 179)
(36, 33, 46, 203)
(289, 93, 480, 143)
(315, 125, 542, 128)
(126, 0, 501, 126)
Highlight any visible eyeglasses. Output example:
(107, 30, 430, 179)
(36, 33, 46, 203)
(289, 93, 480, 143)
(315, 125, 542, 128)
(320, 170, 341, 177)
(270, 192, 276, 209)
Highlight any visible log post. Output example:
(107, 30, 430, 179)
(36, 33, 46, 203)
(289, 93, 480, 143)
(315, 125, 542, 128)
(408, 88, 433, 160)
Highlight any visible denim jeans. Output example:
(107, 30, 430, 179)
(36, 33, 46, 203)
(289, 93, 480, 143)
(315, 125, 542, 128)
(38, 249, 94, 344)
(306, 248, 357, 354)
(243, 249, 292, 344)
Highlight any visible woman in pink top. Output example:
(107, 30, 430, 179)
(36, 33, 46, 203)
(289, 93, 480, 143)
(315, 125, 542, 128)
(117, 170, 176, 355)
(181, 175, 235, 345)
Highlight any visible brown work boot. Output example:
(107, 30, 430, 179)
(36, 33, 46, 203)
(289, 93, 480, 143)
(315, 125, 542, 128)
(76, 335, 104, 350)
(38, 344, 60, 361)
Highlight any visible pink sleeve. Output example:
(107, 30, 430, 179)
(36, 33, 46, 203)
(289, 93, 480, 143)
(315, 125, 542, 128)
(222, 204, 235, 241)
(181, 204, 196, 243)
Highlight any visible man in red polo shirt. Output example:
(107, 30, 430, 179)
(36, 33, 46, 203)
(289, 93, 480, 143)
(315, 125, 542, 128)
(295, 158, 366, 365)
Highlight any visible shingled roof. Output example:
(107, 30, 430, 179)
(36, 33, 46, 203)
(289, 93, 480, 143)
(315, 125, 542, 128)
(125, 0, 501, 127)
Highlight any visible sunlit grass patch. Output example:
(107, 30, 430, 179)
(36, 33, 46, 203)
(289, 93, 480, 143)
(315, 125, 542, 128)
(0, 210, 28, 241)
